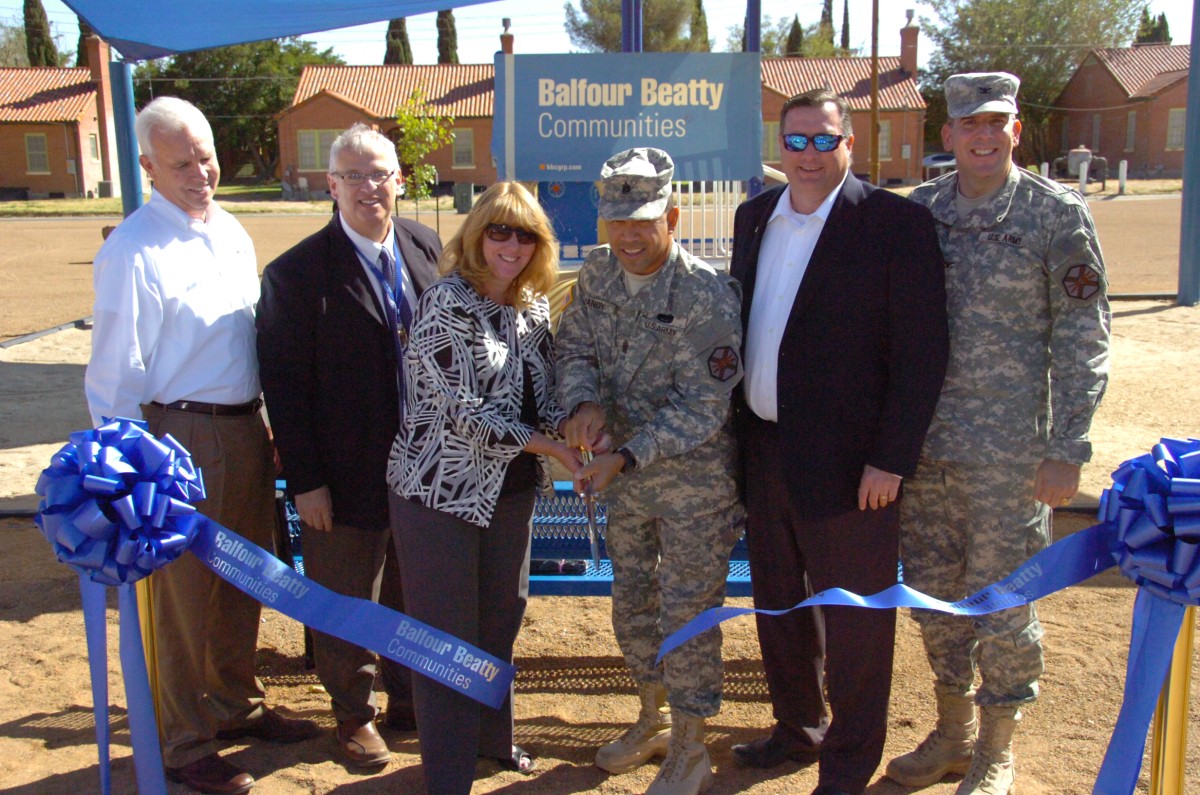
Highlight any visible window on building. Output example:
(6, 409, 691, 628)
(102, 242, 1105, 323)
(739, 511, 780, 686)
(1166, 108, 1185, 150)
(763, 121, 780, 161)
(89, 133, 100, 161)
(25, 133, 49, 173)
(452, 128, 474, 169)
(878, 120, 892, 161)
(1091, 114, 1101, 152)
(1125, 112, 1136, 152)
(297, 129, 340, 171)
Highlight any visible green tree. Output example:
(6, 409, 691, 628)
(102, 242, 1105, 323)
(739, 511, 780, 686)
(564, 0, 707, 52)
(392, 89, 455, 201)
(818, 0, 834, 46)
(385, 18, 413, 64)
(785, 15, 804, 56)
(436, 10, 459, 64)
(726, 15, 849, 57)
(690, 0, 711, 51)
(23, 0, 58, 66)
(133, 38, 343, 180)
(841, 0, 850, 50)
(921, 0, 1141, 163)
(0, 24, 29, 67)
(75, 16, 93, 67)
(1134, 7, 1171, 44)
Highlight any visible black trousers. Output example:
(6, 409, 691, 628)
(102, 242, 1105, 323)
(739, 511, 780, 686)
(744, 414, 899, 793)
(389, 488, 534, 795)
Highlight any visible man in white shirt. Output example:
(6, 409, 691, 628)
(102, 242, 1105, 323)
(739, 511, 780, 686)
(728, 88, 949, 795)
(85, 96, 317, 795)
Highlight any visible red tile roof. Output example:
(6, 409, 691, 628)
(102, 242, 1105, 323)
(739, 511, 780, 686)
(761, 57, 925, 110)
(0, 67, 96, 123)
(292, 64, 495, 119)
(1087, 44, 1191, 99)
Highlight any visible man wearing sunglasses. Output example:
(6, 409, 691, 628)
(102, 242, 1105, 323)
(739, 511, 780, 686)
(557, 147, 745, 795)
(886, 73, 1109, 795)
(256, 123, 442, 768)
(729, 88, 949, 795)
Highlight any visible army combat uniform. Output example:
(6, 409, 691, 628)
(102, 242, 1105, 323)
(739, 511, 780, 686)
(556, 240, 744, 718)
(903, 165, 1112, 706)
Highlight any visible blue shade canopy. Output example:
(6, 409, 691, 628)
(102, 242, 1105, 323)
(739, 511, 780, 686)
(61, 0, 498, 60)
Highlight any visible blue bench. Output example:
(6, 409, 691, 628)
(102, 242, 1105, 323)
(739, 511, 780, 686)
(275, 481, 753, 598)
(528, 482, 752, 597)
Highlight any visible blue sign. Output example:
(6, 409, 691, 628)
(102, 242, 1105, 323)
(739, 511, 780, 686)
(494, 53, 762, 182)
(537, 180, 599, 256)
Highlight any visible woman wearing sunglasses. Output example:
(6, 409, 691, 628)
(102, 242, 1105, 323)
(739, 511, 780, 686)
(386, 181, 581, 794)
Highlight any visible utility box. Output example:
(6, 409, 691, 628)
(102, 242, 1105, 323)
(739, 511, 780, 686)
(454, 183, 475, 214)
(97, 180, 114, 198)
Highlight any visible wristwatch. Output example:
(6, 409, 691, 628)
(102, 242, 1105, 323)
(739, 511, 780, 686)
(616, 447, 637, 473)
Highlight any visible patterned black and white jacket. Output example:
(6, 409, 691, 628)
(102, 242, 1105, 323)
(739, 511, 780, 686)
(386, 271, 568, 528)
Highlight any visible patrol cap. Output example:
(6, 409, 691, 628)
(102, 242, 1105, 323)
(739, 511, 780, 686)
(598, 147, 674, 221)
(944, 72, 1020, 118)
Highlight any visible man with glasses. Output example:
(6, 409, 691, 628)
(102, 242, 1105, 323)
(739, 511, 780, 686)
(885, 73, 1110, 795)
(256, 123, 441, 768)
(728, 88, 949, 795)
(557, 147, 744, 795)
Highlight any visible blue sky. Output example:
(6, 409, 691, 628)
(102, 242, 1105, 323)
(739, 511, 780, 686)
(1, 0, 1191, 67)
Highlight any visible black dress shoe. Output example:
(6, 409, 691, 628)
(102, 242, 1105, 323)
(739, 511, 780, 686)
(216, 708, 321, 744)
(165, 752, 254, 794)
(731, 734, 820, 769)
(811, 786, 854, 795)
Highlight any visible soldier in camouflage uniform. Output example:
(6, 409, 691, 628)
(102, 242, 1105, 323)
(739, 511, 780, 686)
(556, 147, 744, 795)
(887, 73, 1111, 795)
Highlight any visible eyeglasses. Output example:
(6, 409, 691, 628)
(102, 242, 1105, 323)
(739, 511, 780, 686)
(782, 133, 846, 153)
(331, 169, 395, 186)
(485, 223, 537, 245)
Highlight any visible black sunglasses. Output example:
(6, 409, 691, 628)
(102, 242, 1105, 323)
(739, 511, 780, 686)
(782, 133, 846, 153)
(485, 223, 537, 245)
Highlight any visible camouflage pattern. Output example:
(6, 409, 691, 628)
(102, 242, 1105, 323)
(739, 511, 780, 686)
(556, 240, 745, 717)
(598, 147, 675, 221)
(909, 165, 1111, 466)
(902, 164, 1110, 707)
(608, 505, 744, 716)
(901, 459, 1047, 706)
(944, 72, 1020, 118)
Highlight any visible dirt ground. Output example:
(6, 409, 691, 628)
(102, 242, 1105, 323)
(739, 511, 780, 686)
(0, 197, 1198, 794)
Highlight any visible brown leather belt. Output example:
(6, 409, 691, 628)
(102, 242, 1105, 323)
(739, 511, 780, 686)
(151, 397, 263, 416)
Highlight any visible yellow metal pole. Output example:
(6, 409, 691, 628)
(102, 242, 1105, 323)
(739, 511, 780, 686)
(1149, 605, 1195, 794)
(136, 577, 163, 738)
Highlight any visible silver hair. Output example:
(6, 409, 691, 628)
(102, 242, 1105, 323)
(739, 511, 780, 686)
(328, 123, 401, 174)
(135, 96, 213, 160)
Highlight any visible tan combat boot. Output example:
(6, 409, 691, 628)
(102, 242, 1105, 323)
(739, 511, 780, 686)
(955, 705, 1019, 795)
(885, 684, 977, 787)
(645, 710, 713, 795)
(595, 683, 672, 774)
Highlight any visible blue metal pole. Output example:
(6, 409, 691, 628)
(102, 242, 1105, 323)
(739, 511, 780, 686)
(621, 0, 642, 53)
(1177, 1, 1200, 306)
(746, 0, 764, 198)
(109, 58, 144, 217)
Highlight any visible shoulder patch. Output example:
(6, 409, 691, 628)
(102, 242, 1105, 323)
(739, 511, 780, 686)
(708, 346, 740, 382)
(1061, 264, 1102, 302)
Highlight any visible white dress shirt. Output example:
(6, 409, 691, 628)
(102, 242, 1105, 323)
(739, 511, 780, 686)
(85, 190, 261, 425)
(743, 176, 845, 421)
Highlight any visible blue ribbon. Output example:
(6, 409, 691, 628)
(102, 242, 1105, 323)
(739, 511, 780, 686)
(36, 418, 516, 794)
(657, 437, 1200, 795)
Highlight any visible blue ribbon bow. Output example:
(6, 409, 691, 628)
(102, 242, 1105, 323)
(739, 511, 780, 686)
(37, 419, 517, 794)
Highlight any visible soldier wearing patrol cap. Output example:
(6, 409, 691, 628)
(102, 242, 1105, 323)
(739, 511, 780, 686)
(556, 147, 745, 795)
(886, 72, 1111, 795)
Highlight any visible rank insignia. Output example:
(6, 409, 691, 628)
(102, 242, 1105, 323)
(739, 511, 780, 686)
(708, 346, 740, 382)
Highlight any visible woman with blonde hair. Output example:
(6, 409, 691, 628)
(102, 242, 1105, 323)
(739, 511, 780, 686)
(387, 181, 580, 794)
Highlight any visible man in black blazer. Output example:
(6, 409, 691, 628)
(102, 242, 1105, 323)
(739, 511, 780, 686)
(728, 89, 949, 795)
(256, 124, 441, 769)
